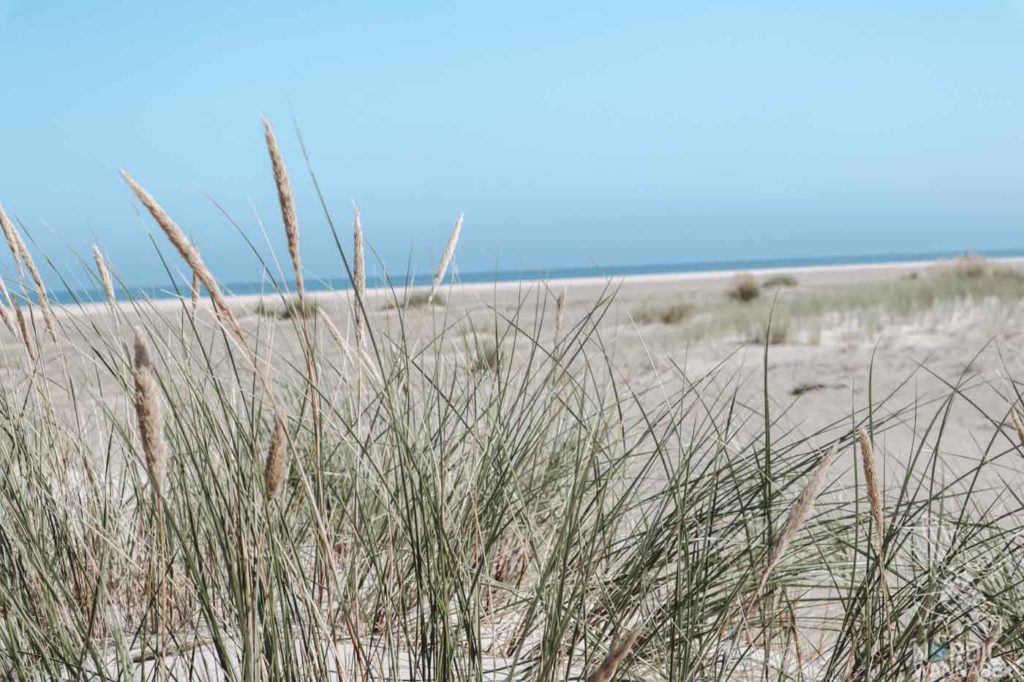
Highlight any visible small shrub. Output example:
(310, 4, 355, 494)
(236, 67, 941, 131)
(763, 273, 797, 288)
(634, 303, 693, 325)
(254, 299, 318, 320)
(385, 291, 445, 309)
(989, 265, 1024, 282)
(951, 253, 988, 279)
(729, 273, 760, 302)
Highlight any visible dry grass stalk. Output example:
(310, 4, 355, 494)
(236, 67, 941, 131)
(0, 204, 25, 281)
(264, 416, 287, 501)
(555, 286, 567, 340)
(429, 212, 464, 303)
(261, 115, 303, 300)
(133, 330, 167, 493)
(353, 202, 366, 349)
(1, 278, 35, 360)
(0, 207, 56, 339)
(92, 245, 116, 304)
(353, 203, 366, 421)
(1011, 409, 1024, 447)
(190, 272, 200, 309)
(966, 616, 1003, 682)
(261, 119, 321, 513)
(0, 302, 11, 335)
(121, 171, 240, 337)
(857, 428, 885, 557)
(585, 627, 641, 682)
(857, 427, 896, 663)
(0, 279, 13, 334)
(746, 445, 836, 615)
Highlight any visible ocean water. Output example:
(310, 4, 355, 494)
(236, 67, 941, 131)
(44, 246, 1024, 306)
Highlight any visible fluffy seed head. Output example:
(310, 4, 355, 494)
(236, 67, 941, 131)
(429, 213, 464, 303)
(264, 416, 287, 501)
(133, 330, 167, 492)
(92, 245, 116, 304)
(0, 207, 55, 338)
(1, 277, 34, 359)
(0, 205, 24, 281)
(858, 427, 885, 555)
(16, 236, 54, 337)
(0, 279, 12, 333)
(261, 116, 303, 300)
(748, 445, 837, 613)
(353, 202, 366, 348)
(121, 171, 240, 334)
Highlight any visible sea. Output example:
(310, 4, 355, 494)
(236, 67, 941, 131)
(44, 246, 1024, 306)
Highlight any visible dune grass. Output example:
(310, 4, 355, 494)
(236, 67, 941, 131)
(0, 123, 1022, 680)
(384, 290, 445, 310)
(636, 258, 1024, 345)
(633, 301, 693, 325)
(763, 273, 798, 288)
(728, 272, 761, 302)
(254, 298, 319, 320)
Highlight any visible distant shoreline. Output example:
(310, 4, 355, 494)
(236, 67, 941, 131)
(49, 248, 1024, 310)
(449, 254, 1024, 295)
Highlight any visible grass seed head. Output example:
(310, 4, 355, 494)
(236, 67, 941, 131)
(858, 427, 885, 555)
(92, 245, 116, 304)
(265, 416, 287, 501)
(0, 204, 25, 280)
(353, 202, 365, 348)
(0, 207, 56, 338)
(133, 329, 167, 493)
(121, 170, 244, 340)
(261, 115, 303, 300)
(429, 212, 464, 303)
(747, 445, 837, 613)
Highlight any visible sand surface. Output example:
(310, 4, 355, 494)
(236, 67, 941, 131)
(18, 255, 1024, 494)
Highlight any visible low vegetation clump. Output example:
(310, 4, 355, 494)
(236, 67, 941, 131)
(254, 298, 319, 320)
(384, 290, 445, 309)
(661, 259, 1024, 344)
(950, 252, 990, 278)
(0, 119, 1022, 680)
(633, 301, 693, 325)
(763, 273, 798, 288)
(728, 272, 761, 301)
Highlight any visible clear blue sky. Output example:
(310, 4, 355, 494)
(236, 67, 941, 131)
(2, 1, 1024, 288)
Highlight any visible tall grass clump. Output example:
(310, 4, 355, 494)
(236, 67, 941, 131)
(0, 120, 1021, 681)
(728, 272, 760, 302)
(763, 273, 798, 288)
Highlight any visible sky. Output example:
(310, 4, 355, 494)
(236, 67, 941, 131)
(2, 1, 1024, 289)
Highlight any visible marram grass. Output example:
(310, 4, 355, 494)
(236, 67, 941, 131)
(0, 120, 1021, 680)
